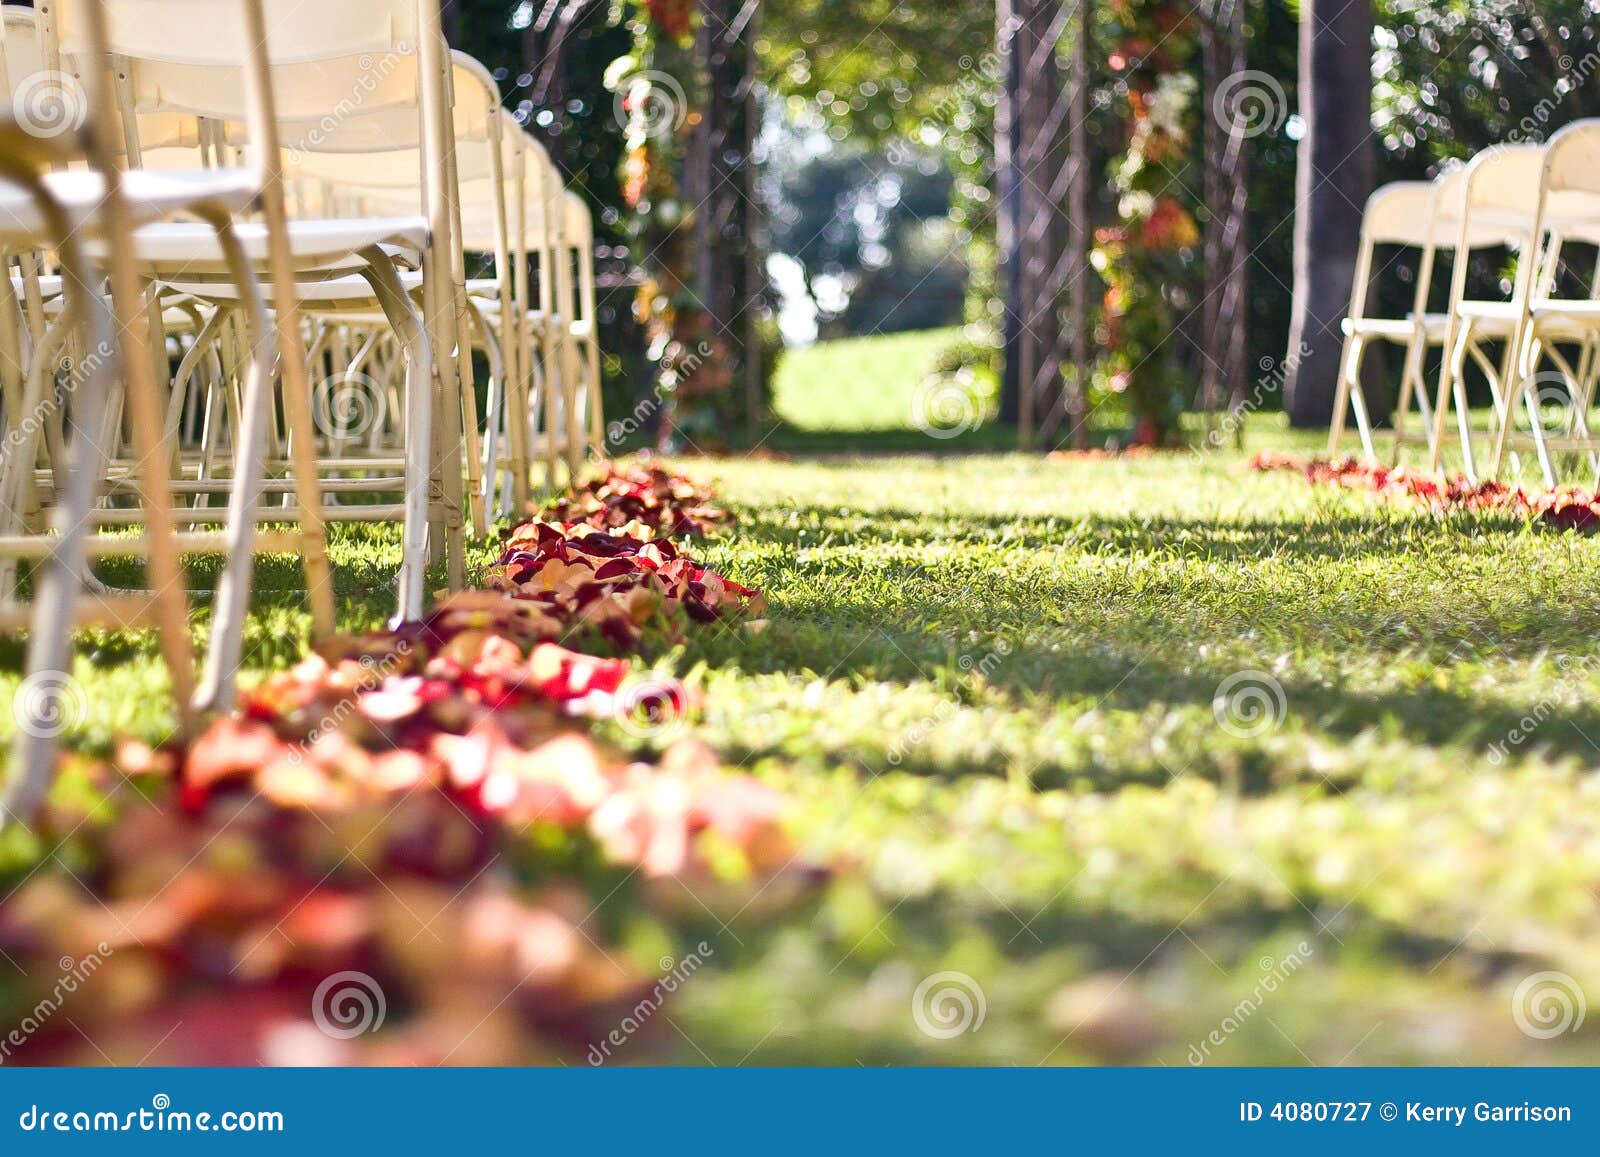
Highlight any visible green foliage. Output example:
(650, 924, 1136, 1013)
(453, 0, 645, 426)
(767, 140, 964, 337)
(759, 0, 993, 144)
(1372, 0, 1600, 169)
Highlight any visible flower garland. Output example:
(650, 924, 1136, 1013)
(1249, 452, 1600, 531)
(1092, 1, 1200, 447)
(0, 464, 799, 1065)
(540, 462, 736, 536)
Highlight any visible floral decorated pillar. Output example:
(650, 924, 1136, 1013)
(1092, 1, 1200, 446)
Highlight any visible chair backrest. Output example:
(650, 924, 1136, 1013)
(52, 1, 420, 117)
(49, 0, 440, 169)
(281, 56, 500, 188)
(1362, 182, 1436, 246)
(1454, 143, 1546, 233)
(1348, 181, 1445, 324)
(0, 5, 46, 96)
(1541, 120, 1600, 239)
(562, 189, 595, 324)
(64, 0, 420, 64)
(1414, 166, 1516, 251)
(562, 190, 590, 249)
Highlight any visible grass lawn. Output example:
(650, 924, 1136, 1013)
(8, 328, 1600, 1064)
(772, 326, 969, 433)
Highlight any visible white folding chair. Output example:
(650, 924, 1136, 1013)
(1426, 143, 1550, 483)
(57, 0, 468, 612)
(458, 117, 570, 510)
(1489, 119, 1600, 484)
(561, 189, 603, 460)
(0, 0, 324, 816)
(1330, 181, 1445, 461)
(278, 51, 518, 540)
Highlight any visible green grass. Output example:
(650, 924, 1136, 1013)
(10, 328, 1600, 1064)
(769, 326, 1018, 455)
(773, 327, 964, 433)
(649, 437, 1600, 1064)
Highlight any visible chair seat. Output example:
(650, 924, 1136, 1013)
(0, 167, 259, 241)
(1341, 314, 1451, 341)
(470, 297, 551, 327)
(1532, 299, 1600, 320)
(10, 274, 62, 299)
(1527, 299, 1600, 339)
(1448, 300, 1521, 339)
(86, 216, 429, 274)
(163, 269, 425, 306)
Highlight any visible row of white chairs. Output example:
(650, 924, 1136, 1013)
(1331, 119, 1600, 486)
(0, 0, 606, 817)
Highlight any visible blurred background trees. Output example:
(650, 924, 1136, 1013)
(447, 0, 1600, 446)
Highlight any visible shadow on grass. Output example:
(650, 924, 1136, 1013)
(685, 504, 1600, 776)
(754, 423, 1021, 457)
(653, 891, 1550, 1065)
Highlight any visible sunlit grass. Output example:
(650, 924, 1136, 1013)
(6, 374, 1600, 1061)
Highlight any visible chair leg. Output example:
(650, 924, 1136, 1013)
(1349, 380, 1378, 463)
(561, 333, 583, 481)
(467, 303, 507, 520)
(455, 291, 487, 540)
(358, 248, 434, 625)
(5, 223, 188, 821)
(0, 318, 70, 545)
(539, 331, 561, 489)
(1391, 336, 1427, 464)
(193, 219, 278, 713)
(165, 307, 228, 448)
(4, 305, 111, 821)
(1490, 328, 1537, 481)
(584, 336, 603, 456)
(1454, 369, 1478, 485)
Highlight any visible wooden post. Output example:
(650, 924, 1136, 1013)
(1201, 0, 1251, 434)
(1010, 0, 1079, 448)
(695, 0, 761, 443)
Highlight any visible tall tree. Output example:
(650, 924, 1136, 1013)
(1283, 0, 1373, 427)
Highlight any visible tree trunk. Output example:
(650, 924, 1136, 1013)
(1283, 0, 1373, 427)
(996, 0, 1023, 427)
